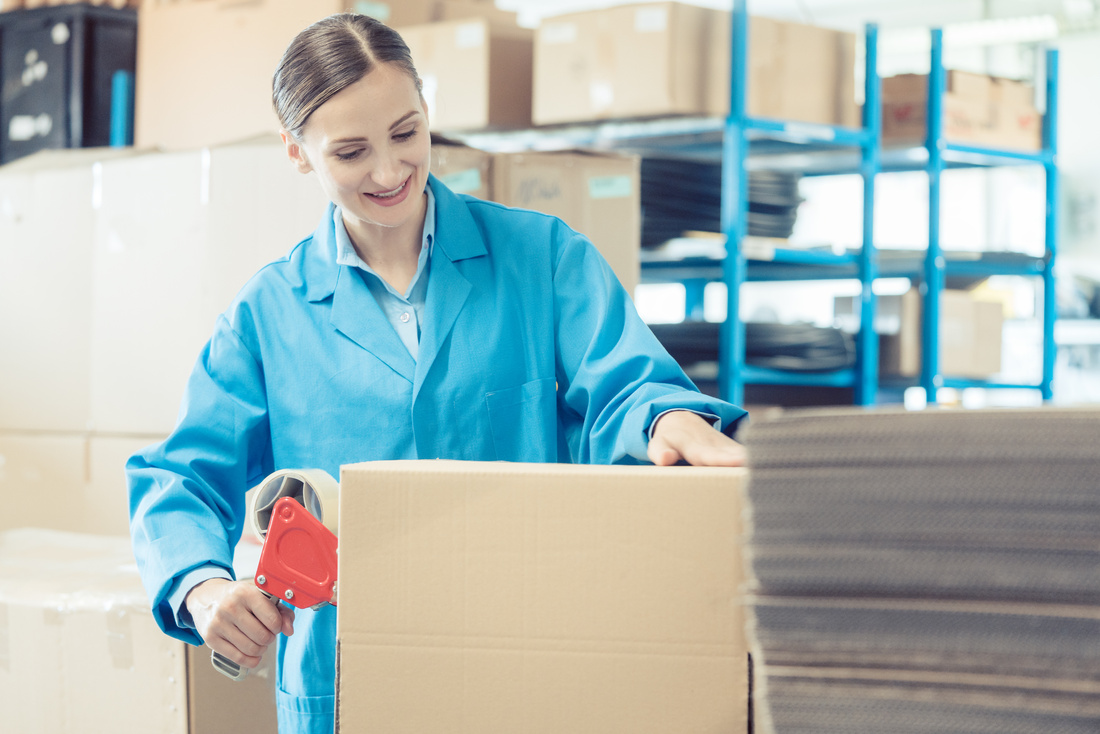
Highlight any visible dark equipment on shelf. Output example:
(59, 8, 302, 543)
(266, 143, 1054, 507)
(0, 4, 137, 165)
(639, 158, 803, 246)
(649, 320, 855, 372)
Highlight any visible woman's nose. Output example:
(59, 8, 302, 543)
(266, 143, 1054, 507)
(372, 150, 404, 189)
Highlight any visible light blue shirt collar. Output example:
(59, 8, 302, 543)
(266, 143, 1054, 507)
(332, 186, 434, 360)
(332, 185, 435, 300)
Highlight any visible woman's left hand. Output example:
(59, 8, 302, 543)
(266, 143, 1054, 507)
(647, 410, 746, 467)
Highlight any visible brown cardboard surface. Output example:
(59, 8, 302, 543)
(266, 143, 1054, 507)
(430, 135, 493, 199)
(335, 460, 749, 734)
(400, 18, 532, 131)
(869, 288, 1004, 379)
(0, 529, 277, 733)
(0, 432, 165, 535)
(0, 139, 325, 437)
(706, 13, 859, 126)
(492, 150, 640, 295)
(134, 0, 511, 150)
(91, 139, 327, 434)
(534, 2, 716, 124)
(881, 71, 1042, 150)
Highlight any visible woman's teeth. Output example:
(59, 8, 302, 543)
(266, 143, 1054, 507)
(373, 182, 406, 198)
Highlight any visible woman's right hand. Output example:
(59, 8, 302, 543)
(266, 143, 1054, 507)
(185, 577, 295, 669)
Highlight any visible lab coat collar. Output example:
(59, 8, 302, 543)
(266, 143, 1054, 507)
(304, 175, 485, 305)
(303, 175, 488, 385)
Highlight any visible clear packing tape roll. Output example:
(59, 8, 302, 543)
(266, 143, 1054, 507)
(248, 468, 339, 540)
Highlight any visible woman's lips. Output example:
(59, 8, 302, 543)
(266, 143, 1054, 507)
(364, 176, 411, 207)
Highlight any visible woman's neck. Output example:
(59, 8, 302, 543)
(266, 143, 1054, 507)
(344, 191, 427, 293)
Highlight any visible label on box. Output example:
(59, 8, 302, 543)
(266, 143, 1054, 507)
(438, 168, 482, 194)
(588, 175, 632, 199)
(634, 7, 668, 33)
(541, 22, 577, 45)
(455, 22, 485, 49)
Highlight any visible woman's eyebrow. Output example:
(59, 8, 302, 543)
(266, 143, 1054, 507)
(389, 110, 419, 130)
(329, 111, 418, 144)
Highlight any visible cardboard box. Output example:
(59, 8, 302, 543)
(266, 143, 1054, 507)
(134, 0, 512, 150)
(492, 150, 640, 295)
(400, 18, 532, 131)
(708, 14, 860, 127)
(430, 134, 493, 199)
(534, 5, 858, 127)
(0, 432, 165, 535)
(881, 71, 1042, 150)
(534, 2, 717, 124)
(0, 139, 325, 436)
(91, 138, 328, 434)
(836, 287, 1004, 379)
(0, 148, 138, 432)
(0, 528, 278, 733)
(335, 460, 750, 734)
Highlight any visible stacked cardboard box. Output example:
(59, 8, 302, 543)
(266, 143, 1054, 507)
(431, 137, 641, 294)
(881, 70, 1042, 150)
(399, 18, 533, 131)
(134, 0, 520, 150)
(335, 460, 751, 733)
(0, 528, 277, 732)
(834, 286, 1005, 379)
(741, 406, 1100, 733)
(0, 137, 329, 534)
(534, 3, 859, 127)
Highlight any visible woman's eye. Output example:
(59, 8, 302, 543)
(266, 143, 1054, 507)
(336, 149, 362, 161)
(394, 128, 418, 143)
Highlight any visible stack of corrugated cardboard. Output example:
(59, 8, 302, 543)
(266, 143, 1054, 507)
(741, 406, 1100, 733)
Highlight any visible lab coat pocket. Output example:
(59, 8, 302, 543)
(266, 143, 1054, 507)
(485, 377, 557, 462)
(275, 688, 335, 734)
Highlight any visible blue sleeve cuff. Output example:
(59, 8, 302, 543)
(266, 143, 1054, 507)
(647, 408, 721, 440)
(166, 564, 234, 630)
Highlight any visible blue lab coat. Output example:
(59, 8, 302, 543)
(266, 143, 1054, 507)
(128, 175, 746, 733)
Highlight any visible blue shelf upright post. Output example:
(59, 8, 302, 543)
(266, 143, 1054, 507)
(856, 23, 881, 405)
(1041, 48, 1059, 401)
(922, 28, 948, 403)
(720, 0, 750, 406)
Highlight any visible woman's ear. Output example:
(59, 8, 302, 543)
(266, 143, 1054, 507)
(281, 130, 313, 174)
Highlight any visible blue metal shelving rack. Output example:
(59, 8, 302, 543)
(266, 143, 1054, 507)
(453, 9, 1059, 408)
(913, 28, 1059, 402)
(718, 0, 882, 406)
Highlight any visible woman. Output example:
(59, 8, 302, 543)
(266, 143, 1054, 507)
(128, 13, 747, 734)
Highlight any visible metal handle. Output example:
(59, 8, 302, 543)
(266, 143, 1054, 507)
(211, 649, 247, 681)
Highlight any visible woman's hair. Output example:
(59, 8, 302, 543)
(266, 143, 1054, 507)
(273, 13, 422, 139)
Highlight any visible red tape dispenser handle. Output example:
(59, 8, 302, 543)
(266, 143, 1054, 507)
(255, 496, 339, 609)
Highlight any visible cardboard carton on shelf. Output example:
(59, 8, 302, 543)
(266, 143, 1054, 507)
(492, 149, 641, 295)
(136, 0, 503, 151)
(880, 70, 1042, 151)
(708, 13, 861, 127)
(400, 17, 533, 131)
(335, 460, 750, 734)
(835, 286, 1005, 379)
(0, 528, 277, 733)
(533, 2, 720, 125)
(430, 133, 494, 200)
